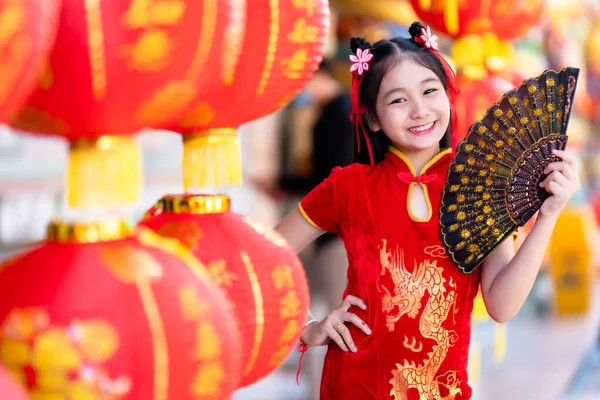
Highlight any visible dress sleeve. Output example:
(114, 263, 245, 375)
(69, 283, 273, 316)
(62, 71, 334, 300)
(298, 167, 342, 236)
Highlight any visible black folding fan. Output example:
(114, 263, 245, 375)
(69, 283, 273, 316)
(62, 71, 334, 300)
(440, 67, 580, 274)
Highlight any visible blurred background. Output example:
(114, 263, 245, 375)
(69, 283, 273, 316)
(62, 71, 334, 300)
(1, 0, 600, 399)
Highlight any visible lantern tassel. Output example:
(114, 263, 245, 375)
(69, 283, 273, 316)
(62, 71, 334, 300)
(67, 135, 141, 209)
(183, 128, 242, 190)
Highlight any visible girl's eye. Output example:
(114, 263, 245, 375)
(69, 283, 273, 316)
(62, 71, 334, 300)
(390, 98, 406, 104)
(424, 88, 438, 95)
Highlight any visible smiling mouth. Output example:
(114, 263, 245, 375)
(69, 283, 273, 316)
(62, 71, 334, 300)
(408, 121, 436, 133)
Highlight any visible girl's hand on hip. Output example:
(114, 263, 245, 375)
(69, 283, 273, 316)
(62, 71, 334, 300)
(301, 295, 371, 352)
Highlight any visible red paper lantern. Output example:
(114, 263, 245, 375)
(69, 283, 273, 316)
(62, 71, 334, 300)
(139, 194, 310, 387)
(0, 218, 241, 399)
(0, 0, 60, 124)
(10, 0, 235, 209)
(170, 0, 330, 189)
(409, 0, 544, 40)
(454, 73, 514, 142)
(0, 366, 28, 400)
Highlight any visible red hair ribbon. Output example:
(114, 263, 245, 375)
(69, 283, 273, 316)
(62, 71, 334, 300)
(349, 48, 375, 165)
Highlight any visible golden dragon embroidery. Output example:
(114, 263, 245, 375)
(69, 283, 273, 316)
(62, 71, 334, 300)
(379, 239, 461, 400)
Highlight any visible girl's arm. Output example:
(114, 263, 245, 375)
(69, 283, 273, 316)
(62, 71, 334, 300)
(275, 207, 324, 252)
(275, 207, 372, 351)
(480, 150, 581, 323)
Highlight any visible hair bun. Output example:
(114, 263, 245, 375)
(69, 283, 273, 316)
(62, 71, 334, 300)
(350, 37, 372, 54)
(409, 21, 426, 40)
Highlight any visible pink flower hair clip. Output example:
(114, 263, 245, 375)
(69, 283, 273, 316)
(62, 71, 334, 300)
(415, 25, 438, 51)
(349, 48, 374, 76)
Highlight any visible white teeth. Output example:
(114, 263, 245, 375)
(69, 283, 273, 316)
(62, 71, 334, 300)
(409, 121, 434, 132)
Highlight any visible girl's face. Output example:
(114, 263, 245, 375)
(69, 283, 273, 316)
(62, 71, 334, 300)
(372, 58, 450, 153)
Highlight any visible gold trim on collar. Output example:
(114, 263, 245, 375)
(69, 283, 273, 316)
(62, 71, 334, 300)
(388, 146, 452, 176)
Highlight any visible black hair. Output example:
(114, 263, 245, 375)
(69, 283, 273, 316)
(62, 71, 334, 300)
(350, 21, 452, 165)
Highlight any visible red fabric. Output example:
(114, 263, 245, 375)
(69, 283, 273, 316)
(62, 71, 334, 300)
(300, 148, 481, 399)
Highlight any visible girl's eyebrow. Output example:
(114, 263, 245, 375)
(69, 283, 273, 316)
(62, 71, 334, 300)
(383, 78, 440, 99)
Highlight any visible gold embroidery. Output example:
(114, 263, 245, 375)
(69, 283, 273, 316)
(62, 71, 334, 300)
(423, 245, 449, 259)
(378, 240, 461, 399)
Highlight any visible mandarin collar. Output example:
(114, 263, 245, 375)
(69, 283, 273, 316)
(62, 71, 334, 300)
(386, 146, 452, 176)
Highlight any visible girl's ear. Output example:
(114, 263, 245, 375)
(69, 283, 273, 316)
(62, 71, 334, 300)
(366, 113, 381, 132)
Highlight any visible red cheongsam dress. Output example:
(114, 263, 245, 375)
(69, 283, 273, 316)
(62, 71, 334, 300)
(298, 147, 481, 400)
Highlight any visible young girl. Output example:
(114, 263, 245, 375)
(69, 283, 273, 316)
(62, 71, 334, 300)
(275, 22, 581, 400)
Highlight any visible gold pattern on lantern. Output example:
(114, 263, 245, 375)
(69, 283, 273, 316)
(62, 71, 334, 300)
(179, 286, 210, 322)
(0, 4, 31, 104)
(277, 320, 300, 345)
(119, 0, 187, 72)
(137, 281, 169, 400)
(137, 80, 197, 125)
(288, 18, 319, 43)
(195, 322, 221, 360)
(241, 251, 264, 376)
(208, 259, 238, 287)
(192, 361, 226, 397)
(157, 220, 203, 251)
(120, 29, 175, 72)
(100, 245, 163, 283)
(221, 0, 245, 85)
(84, 0, 107, 98)
(291, 0, 317, 16)
(185, 0, 217, 81)
(281, 49, 309, 79)
(269, 346, 290, 367)
(272, 264, 294, 291)
(0, 309, 131, 397)
(179, 101, 215, 127)
(68, 319, 120, 363)
(121, 0, 185, 27)
(256, 0, 280, 95)
(279, 291, 301, 319)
